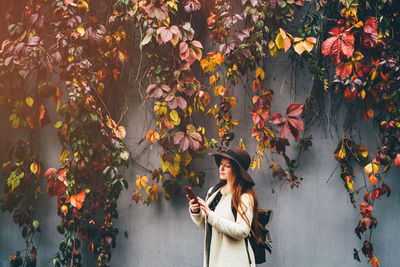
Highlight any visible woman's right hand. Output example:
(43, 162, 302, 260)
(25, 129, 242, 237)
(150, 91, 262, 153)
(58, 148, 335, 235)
(187, 195, 200, 213)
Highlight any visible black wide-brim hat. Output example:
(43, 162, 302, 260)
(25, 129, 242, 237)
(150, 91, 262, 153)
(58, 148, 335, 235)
(208, 146, 255, 186)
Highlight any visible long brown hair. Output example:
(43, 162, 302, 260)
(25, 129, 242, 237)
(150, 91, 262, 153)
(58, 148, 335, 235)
(216, 157, 262, 243)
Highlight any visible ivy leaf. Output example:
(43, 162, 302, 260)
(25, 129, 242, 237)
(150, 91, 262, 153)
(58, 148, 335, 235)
(275, 28, 292, 52)
(322, 27, 354, 64)
(69, 190, 86, 210)
(146, 83, 171, 98)
(132, 189, 144, 203)
(362, 18, 378, 48)
(140, 31, 153, 47)
(364, 163, 379, 175)
(335, 62, 353, 78)
(286, 103, 303, 116)
(270, 113, 286, 124)
(136, 175, 148, 190)
(146, 129, 160, 143)
(183, 0, 201, 13)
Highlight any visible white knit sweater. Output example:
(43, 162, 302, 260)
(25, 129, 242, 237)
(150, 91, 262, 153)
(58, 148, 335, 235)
(190, 187, 256, 267)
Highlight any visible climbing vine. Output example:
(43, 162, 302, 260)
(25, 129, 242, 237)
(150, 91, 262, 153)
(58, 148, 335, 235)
(1, 0, 399, 266)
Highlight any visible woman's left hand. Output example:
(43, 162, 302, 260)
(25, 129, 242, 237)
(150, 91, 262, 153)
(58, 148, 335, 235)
(197, 198, 211, 216)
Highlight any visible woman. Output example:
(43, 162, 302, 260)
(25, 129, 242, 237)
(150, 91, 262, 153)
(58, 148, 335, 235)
(188, 147, 261, 267)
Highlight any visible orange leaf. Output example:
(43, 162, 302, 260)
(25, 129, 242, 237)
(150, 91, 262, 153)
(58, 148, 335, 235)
(146, 130, 159, 143)
(336, 62, 353, 78)
(371, 257, 380, 267)
(70, 190, 86, 210)
(395, 154, 400, 168)
(369, 175, 377, 186)
(214, 52, 224, 65)
(136, 175, 148, 190)
(367, 109, 374, 118)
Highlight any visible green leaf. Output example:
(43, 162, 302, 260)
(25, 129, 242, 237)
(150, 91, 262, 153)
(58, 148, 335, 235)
(54, 121, 63, 128)
(32, 220, 39, 230)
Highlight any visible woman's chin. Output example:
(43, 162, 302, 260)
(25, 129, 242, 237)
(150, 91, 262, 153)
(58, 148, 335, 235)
(219, 176, 226, 180)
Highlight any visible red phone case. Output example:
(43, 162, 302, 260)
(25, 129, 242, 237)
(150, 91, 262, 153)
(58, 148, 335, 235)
(184, 186, 198, 204)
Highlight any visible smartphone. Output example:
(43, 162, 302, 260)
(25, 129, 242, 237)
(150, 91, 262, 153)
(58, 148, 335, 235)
(184, 186, 198, 204)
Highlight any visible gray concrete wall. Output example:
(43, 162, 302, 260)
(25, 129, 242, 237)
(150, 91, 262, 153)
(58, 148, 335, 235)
(1, 53, 400, 267)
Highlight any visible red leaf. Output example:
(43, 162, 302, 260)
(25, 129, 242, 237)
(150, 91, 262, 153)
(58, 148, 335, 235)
(270, 113, 286, 124)
(176, 96, 187, 110)
(288, 123, 299, 141)
(322, 29, 354, 64)
(286, 103, 303, 116)
(343, 87, 357, 103)
(362, 18, 378, 48)
(287, 117, 304, 132)
(394, 153, 400, 168)
(47, 176, 66, 197)
(277, 122, 289, 138)
(335, 62, 353, 78)
(372, 189, 380, 200)
(44, 168, 57, 180)
(180, 136, 190, 151)
(173, 131, 185, 144)
(328, 26, 343, 37)
(363, 192, 371, 202)
(321, 36, 336, 56)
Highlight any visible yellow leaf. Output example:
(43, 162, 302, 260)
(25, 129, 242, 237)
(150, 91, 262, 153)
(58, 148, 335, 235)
(136, 175, 148, 190)
(200, 58, 209, 72)
(181, 150, 192, 167)
(293, 41, 306, 55)
(26, 97, 34, 107)
(160, 158, 171, 173)
(170, 110, 180, 125)
(146, 184, 160, 202)
(30, 162, 38, 174)
(114, 125, 126, 139)
(255, 67, 265, 80)
(338, 142, 346, 160)
(239, 138, 246, 150)
(214, 52, 224, 65)
(269, 40, 278, 57)
(250, 157, 257, 170)
(359, 144, 368, 158)
(214, 85, 227, 96)
(209, 75, 216, 85)
(346, 180, 354, 191)
(275, 28, 291, 52)
(76, 26, 85, 37)
(304, 37, 316, 52)
(364, 163, 379, 174)
(166, 0, 178, 11)
(359, 89, 366, 100)
(59, 149, 70, 164)
(371, 70, 377, 81)
(229, 97, 237, 107)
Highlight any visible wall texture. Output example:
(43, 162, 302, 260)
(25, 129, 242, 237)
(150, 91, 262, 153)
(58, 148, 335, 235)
(1, 53, 400, 267)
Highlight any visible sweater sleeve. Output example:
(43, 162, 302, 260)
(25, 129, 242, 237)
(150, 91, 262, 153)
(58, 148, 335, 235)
(207, 193, 253, 240)
(189, 187, 214, 231)
(190, 207, 206, 230)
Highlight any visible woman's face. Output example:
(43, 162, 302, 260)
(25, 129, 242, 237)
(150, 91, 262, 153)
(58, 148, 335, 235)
(219, 158, 236, 182)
